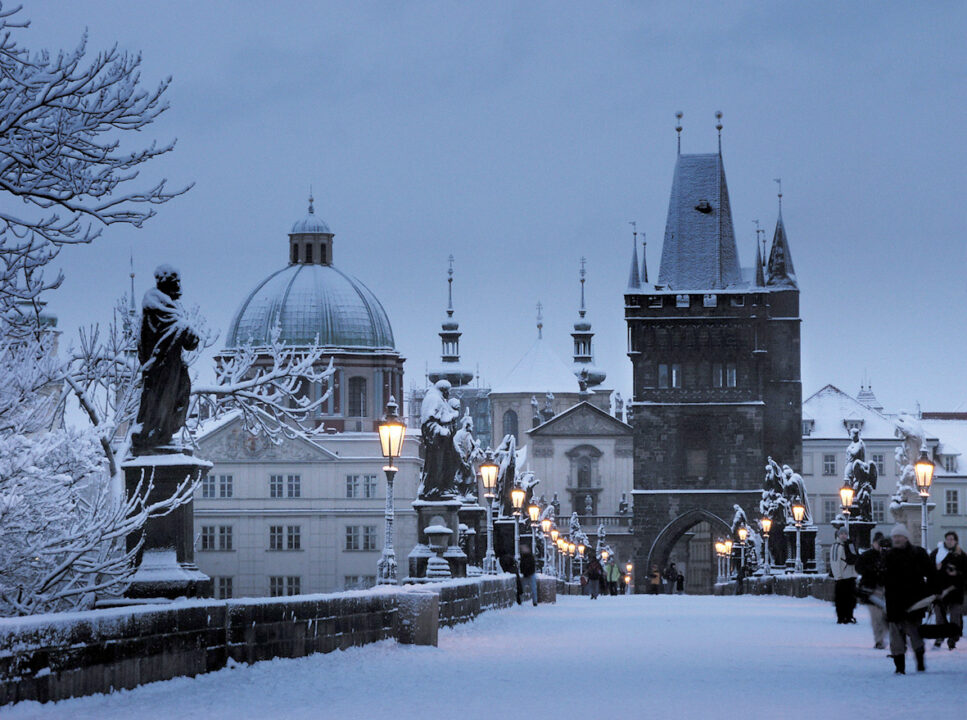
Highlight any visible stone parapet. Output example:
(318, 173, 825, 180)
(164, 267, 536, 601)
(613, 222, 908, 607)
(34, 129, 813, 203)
(712, 574, 834, 601)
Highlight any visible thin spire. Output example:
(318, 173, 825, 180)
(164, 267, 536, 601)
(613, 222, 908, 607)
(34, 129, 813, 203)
(641, 235, 648, 284)
(536, 301, 543, 340)
(578, 257, 587, 317)
(128, 249, 136, 313)
(715, 111, 723, 155)
(446, 254, 454, 317)
(627, 222, 641, 289)
(308, 186, 315, 215)
(754, 226, 765, 287)
(675, 111, 683, 155)
(774, 177, 782, 216)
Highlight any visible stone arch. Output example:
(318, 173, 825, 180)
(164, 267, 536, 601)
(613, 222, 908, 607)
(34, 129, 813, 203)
(646, 508, 731, 586)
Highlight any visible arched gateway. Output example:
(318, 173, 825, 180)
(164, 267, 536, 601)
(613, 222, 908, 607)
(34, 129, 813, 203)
(624, 138, 802, 593)
(646, 507, 733, 594)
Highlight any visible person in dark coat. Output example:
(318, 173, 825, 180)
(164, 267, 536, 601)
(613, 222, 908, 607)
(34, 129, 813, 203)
(499, 553, 523, 604)
(856, 531, 889, 649)
(519, 544, 538, 606)
(929, 530, 966, 650)
(883, 524, 935, 674)
(586, 557, 603, 599)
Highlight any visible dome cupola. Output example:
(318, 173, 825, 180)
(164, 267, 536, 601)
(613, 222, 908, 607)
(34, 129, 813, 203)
(288, 193, 334, 266)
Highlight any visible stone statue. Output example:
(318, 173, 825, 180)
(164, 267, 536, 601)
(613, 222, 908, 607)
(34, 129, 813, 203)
(418, 379, 460, 500)
(131, 265, 199, 453)
(452, 409, 482, 501)
(542, 392, 555, 423)
(844, 427, 878, 521)
(494, 434, 519, 516)
(892, 413, 925, 508)
(551, 492, 561, 517)
(531, 395, 541, 428)
(584, 493, 593, 516)
(520, 469, 540, 509)
(613, 392, 624, 422)
(569, 511, 581, 537)
(617, 492, 629, 514)
(730, 504, 748, 535)
(759, 458, 789, 566)
(781, 464, 812, 525)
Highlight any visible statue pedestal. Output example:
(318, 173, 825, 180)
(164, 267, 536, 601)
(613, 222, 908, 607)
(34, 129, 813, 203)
(783, 525, 818, 573)
(890, 501, 936, 548)
(458, 503, 486, 568)
(122, 452, 212, 599)
(408, 499, 467, 580)
(832, 519, 876, 551)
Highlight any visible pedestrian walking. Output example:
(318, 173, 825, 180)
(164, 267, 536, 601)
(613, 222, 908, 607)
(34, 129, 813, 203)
(855, 531, 889, 649)
(605, 557, 621, 596)
(663, 563, 678, 595)
(519, 543, 538, 606)
(586, 557, 604, 599)
(676, 572, 685, 595)
(884, 524, 935, 674)
(649, 565, 661, 595)
(499, 553, 523, 605)
(929, 531, 966, 650)
(830, 527, 859, 623)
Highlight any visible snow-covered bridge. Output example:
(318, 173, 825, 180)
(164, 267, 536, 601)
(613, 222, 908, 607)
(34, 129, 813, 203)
(8, 595, 966, 719)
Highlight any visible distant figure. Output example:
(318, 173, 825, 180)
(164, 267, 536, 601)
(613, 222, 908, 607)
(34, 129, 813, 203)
(830, 527, 858, 624)
(605, 557, 621, 596)
(519, 543, 538, 607)
(676, 572, 685, 594)
(884, 524, 934, 674)
(929, 531, 966, 650)
(649, 565, 661, 595)
(664, 563, 678, 595)
(499, 553, 522, 605)
(586, 556, 603, 599)
(856, 531, 889, 649)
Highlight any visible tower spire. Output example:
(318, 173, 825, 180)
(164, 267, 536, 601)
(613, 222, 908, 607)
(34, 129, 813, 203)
(308, 186, 315, 215)
(428, 255, 473, 387)
(536, 301, 543, 340)
(641, 234, 648, 285)
(774, 177, 782, 216)
(446, 254, 454, 317)
(572, 260, 605, 388)
(579, 256, 587, 318)
(753, 221, 765, 287)
(715, 111, 723, 155)
(675, 111, 683, 155)
(627, 222, 641, 289)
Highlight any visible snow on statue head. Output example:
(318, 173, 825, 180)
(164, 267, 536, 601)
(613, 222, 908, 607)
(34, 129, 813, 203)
(892, 412, 925, 506)
(153, 264, 182, 299)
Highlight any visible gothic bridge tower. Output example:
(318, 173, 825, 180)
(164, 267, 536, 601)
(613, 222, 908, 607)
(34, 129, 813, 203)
(624, 117, 802, 592)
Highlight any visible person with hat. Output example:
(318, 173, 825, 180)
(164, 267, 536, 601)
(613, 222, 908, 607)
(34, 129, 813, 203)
(883, 524, 935, 673)
(830, 527, 859, 623)
(856, 531, 889, 648)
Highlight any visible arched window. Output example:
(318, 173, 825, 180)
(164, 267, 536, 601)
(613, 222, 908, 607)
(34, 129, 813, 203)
(502, 409, 518, 441)
(348, 377, 367, 417)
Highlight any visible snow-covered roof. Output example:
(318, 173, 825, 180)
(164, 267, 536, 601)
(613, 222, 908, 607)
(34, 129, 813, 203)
(765, 214, 797, 288)
(290, 196, 331, 234)
(657, 153, 743, 291)
(922, 417, 967, 474)
(490, 335, 578, 394)
(802, 384, 898, 439)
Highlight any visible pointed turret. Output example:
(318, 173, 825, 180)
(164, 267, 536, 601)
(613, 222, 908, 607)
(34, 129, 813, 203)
(857, 381, 883, 413)
(627, 232, 641, 290)
(427, 255, 474, 387)
(641, 238, 649, 286)
(766, 213, 797, 288)
(572, 258, 606, 389)
(754, 234, 765, 287)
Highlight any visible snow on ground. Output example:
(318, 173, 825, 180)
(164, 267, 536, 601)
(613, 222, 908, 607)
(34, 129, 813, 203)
(8, 595, 966, 720)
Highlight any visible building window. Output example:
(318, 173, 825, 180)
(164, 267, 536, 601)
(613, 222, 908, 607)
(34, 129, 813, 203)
(946, 489, 960, 515)
(730, 296, 745, 307)
(270, 475, 283, 498)
(218, 525, 233, 551)
(686, 449, 708, 479)
(344, 576, 375, 590)
(712, 363, 723, 388)
(802, 420, 815, 436)
(364, 475, 378, 498)
(822, 498, 838, 524)
(345, 525, 360, 551)
(943, 455, 958, 473)
(216, 577, 233, 599)
(346, 475, 359, 498)
(269, 525, 283, 550)
(725, 363, 737, 387)
(305, 244, 313, 263)
(871, 454, 885, 476)
(703, 294, 717, 308)
(675, 294, 690, 308)
(287, 525, 301, 550)
(822, 455, 836, 476)
(269, 576, 284, 597)
(219, 475, 233, 498)
(872, 499, 885, 524)
(648, 296, 663, 309)
(363, 525, 377, 551)
(200, 525, 216, 551)
(502, 410, 518, 441)
(287, 474, 301, 498)
(286, 577, 301, 595)
(659, 364, 681, 388)
(201, 475, 216, 498)
(348, 376, 367, 417)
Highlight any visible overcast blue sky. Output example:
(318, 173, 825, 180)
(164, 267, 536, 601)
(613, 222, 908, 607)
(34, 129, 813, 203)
(26, 1, 967, 414)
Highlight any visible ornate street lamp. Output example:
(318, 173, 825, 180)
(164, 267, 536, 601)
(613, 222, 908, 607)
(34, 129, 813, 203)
(601, 549, 609, 562)
(760, 517, 773, 576)
(737, 525, 748, 571)
(723, 539, 734, 578)
(540, 517, 552, 575)
(577, 542, 586, 580)
(625, 561, 633, 594)
(568, 542, 576, 581)
(914, 448, 935, 547)
(479, 449, 499, 575)
(839, 484, 855, 533)
(527, 503, 540, 569)
(714, 541, 726, 582)
(551, 527, 561, 578)
(511, 485, 526, 564)
(376, 397, 405, 584)
(792, 499, 806, 573)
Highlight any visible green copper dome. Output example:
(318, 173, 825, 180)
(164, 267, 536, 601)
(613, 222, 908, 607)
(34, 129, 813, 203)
(225, 263, 395, 350)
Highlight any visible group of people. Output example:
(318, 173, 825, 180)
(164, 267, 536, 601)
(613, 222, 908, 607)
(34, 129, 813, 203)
(830, 524, 966, 674)
(646, 563, 684, 594)
(580, 555, 623, 598)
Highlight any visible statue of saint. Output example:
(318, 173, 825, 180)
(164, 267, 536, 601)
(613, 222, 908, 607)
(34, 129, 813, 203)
(730, 504, 748, 535)
(551, 492, 561, 517)
(131, 265, 199, 453)
(452, 409, 481, 500)
(782, 464, 812, 525)
(617, 492, 629, 515)
(844, 427, 878, 521)
(418, 380, 460, 500)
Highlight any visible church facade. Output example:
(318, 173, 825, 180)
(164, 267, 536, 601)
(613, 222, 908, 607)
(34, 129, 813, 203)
(625, 137, 802, 592)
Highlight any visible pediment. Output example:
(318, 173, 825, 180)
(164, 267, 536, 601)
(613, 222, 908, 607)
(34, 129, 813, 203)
(528, 401, 632, 437)
(195, 415, 336, 463)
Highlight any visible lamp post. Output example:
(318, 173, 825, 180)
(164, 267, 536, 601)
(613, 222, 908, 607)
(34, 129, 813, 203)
(714, 542, 725, 582)
(760, 517, 773, 576)
(376, 398, 406, 585)
(914, 448, 935, 548)
(792, 499, 806, 573)
(527, 504, 540, 567)
(511, 485, 525, 565)
(479, 449, 499, 575)
(568, 542, 576, 581)
(723, 539, 733, 578)
(625, 561, 633, 595)
(551, 528, 560, 578)
(541, 517, 552, 574)
(577, 543, 586, 579)
(839, 484, 855, 534)
(737, 525, 748, 573)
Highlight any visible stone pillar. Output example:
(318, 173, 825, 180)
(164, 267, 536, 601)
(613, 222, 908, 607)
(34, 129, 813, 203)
(783, 525, 818, 573)
(408, 499, 468, 580)
(122, 452, 212, 599)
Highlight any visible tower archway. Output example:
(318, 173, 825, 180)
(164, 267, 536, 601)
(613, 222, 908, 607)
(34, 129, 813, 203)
(647, 508, 731, 594)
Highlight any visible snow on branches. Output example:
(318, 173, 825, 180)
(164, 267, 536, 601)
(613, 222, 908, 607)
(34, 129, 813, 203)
(0, 1, 190, 318)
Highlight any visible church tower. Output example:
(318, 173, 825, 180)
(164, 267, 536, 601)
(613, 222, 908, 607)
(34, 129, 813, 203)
(624, 115, 802, 591)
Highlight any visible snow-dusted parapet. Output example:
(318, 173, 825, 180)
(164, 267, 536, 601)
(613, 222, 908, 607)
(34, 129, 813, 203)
(0, 574, 553, 705)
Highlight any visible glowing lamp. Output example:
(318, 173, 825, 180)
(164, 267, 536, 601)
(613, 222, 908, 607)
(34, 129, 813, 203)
(377, 398, 406, 465)
(511, 486, 526, 511)
(791, 501, 806, 525)
(625, 562, 633, 573)
(737, 526, 748, 542)
(624, 575, 631, 585)
(578, 543, 585, 556)
(714, 542, 725, 555)
(541, 518, 552, 534)
(551, 528, 560, 543)
(760, 517, 772, 535)
(724, 540, 733, 555)
(601, 550, 609, 561)
(568, 543, 576, 556)
(479, 451, 499, 492)
(839, 485, 855, 509)
(914, 449, 935, 496)
(527, 504, 541, 523)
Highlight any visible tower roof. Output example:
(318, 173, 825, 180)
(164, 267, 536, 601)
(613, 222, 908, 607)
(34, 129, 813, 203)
(657, 153, 743, 290)
(766, 214, 797, 288)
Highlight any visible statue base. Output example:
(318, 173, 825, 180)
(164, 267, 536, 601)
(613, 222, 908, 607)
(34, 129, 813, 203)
(831, 518, 876, 551)
(458, 503, 486, 567)
(890, 501, 935, 548)
(408, 499, 467, 579)
(122, 452, 213, 599)
(783, 525, 818, 573)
